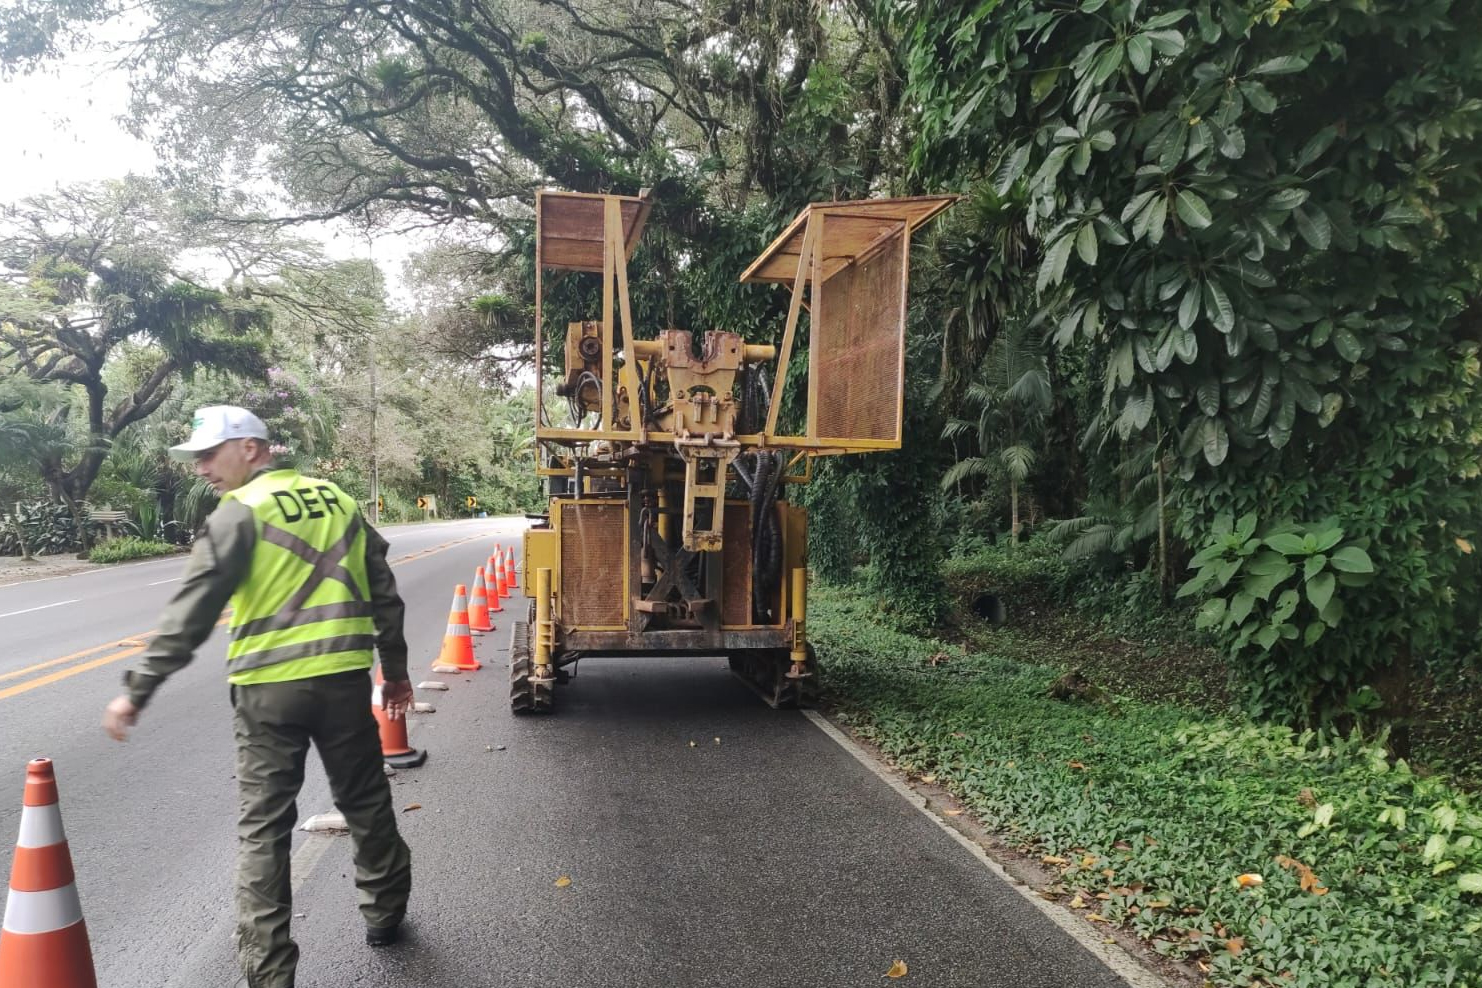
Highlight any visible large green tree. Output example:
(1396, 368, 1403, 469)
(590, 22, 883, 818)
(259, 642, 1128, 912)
(98, 0, 908, 235)
(0, 179, 271, 541)
(899, 0, 1482, 732)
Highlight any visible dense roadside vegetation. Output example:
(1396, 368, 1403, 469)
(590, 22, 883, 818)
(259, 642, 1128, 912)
(812, 583, 1482, 988)
(5, 0, 1480, 980)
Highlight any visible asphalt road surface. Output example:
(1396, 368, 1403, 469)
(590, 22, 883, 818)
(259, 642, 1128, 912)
(0, 517, 1160, 987)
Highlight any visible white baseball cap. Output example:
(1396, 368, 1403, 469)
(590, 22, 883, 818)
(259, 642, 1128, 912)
(168, 405, 269, 461)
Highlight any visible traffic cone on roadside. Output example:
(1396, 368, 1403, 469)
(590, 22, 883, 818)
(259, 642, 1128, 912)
(493, 550, 510, 600)
(431, 585, 480, 672)
(0, 758, 98, 988)
(468, 567, 494, 634)
(372, 669, 427, 769)
(505, 545, 519, 590)
(486, 556, 505, 612)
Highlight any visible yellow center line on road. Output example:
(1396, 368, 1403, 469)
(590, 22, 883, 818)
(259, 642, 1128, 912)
(0, 533, 489, 703)
(0, 644, 150, 702)
(0, 634, 158, 684)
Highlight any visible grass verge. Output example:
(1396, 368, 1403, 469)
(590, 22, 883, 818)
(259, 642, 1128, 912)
(811, 583, 1482, 988)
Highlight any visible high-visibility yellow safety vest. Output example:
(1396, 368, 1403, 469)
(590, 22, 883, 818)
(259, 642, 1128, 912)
(222, 469, 376, 685)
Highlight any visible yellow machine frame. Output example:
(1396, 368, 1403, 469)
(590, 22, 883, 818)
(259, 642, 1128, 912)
(512, 189, 955, 712)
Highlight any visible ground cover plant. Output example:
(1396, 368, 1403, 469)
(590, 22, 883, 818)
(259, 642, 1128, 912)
(811, 585, 1482, 988)
(87, 536, 177, 564)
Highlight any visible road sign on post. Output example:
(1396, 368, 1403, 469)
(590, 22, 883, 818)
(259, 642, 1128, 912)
(416, 496, 428, 510)
(465, 496, 478, 510)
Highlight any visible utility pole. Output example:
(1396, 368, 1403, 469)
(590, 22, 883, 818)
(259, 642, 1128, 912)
(369, 333, 380, 525)
(364, 220, 381, 525)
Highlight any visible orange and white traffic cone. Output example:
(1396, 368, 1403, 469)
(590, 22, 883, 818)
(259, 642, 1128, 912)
(505, 545, 519, 590)
(430, 585, 480, 672)
(0, 759, 98, 988)
(468, 567, 494, 634)
(372, 669, 427, 769)
(486, 556, 504, 613)
(493, 550, 510, 600)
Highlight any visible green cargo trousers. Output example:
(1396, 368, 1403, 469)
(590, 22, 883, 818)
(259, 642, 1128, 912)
(231, 669, 412, 988)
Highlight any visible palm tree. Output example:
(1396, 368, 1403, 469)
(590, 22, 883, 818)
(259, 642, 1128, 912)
(940, 321, 1052, 548)
(934, 183, 1034, 402)
(1049, 424, 1176, 597)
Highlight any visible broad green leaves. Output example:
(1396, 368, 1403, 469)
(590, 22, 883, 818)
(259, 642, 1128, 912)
(1037, 233, 1075, 291)
(1178, 517, 1377, 718)
(1202, 280, 1234, 334)
(1075, 222, 1099, 265)
(1329, 546, 1375, 574)
(903, 0, 1482, 731)
(1251, 55, 1310, 75)
(1175, 190, 1212, 229)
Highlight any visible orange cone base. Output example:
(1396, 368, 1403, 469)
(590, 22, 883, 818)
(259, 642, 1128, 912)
(384, 748, 427, 769)
(439, 643, 480, 671)
(470, 614, 493, 633)
(0, 920, 98, 987)
(373, 705, 428, 768)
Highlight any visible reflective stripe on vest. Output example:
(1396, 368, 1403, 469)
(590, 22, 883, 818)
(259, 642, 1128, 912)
(222, 470, 377, 685)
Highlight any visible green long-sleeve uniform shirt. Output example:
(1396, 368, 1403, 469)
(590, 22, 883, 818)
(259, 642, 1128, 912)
(124, 492, 409, 709)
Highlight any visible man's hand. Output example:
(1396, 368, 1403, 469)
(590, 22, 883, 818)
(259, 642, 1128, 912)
(103, 696, 140, 741)
(381, 679, 413, 720)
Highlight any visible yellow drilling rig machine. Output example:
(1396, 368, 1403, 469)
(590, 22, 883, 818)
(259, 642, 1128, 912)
(513, 190, 955, 712)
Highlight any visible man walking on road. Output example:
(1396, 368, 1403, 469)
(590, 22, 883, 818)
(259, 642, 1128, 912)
(102, 405, 414, 988)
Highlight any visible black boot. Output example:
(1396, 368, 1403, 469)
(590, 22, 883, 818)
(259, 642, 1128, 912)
(365, 923, 400, 947)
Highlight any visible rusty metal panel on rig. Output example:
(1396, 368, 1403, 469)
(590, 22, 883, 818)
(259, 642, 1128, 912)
(558, 501, 627, 628)
(812, 212, 908, 445)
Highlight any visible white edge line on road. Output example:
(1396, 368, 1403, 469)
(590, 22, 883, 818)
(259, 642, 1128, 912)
(148, 577, 181, 586)
(290, 831, 338, 894)
(0, 599, 80, 619)
(801, 709, 1169, 988)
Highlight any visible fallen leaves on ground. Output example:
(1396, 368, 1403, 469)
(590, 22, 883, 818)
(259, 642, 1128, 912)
(943, 808, 964, 817)
(555, 876, 572, 888)
(402, 803, 422, 813)
(1235, 873, 1264, 888)
(1275, 855, 1329, 895)
(885, 959, 908, 979)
